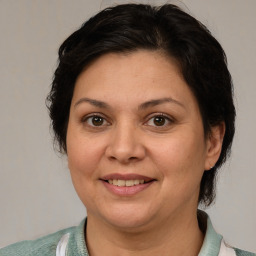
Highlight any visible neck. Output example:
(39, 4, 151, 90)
(85, 210, 204, 256)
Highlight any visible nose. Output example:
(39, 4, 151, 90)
(105, 122, 146, 164)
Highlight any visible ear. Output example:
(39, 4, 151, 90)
(204, 122, 226, 170)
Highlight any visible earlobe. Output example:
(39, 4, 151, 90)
(205, 122, 225, 170)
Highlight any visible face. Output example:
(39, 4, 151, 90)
(66, 50, 216, 231)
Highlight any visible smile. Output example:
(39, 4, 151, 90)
(101, 174, 155, 196)
(107, 179, 145, 187)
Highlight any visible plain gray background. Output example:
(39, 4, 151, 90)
(0, 0, 255, 252)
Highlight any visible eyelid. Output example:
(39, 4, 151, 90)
(81, 112, 111, 126)
(144, 113, 174, 126)
(81, 112, 174, 127)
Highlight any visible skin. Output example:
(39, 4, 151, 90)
(66, 50, 225, 256)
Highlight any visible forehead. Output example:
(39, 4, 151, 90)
(72, 50, 197, 111)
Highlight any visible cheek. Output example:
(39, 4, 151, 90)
(151, 135, 206, 207)
(150, 130, 206, 182)
(66, 133, 105, 203)
(66, 130, 104, 179)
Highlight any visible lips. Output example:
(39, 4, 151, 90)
(100, 173, 156, 196)
(101, 173, 154, 182)
(101, 173, 155, 186)
(108, 179, 145, 187)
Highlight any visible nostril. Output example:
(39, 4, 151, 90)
(105, 139, 146, 163)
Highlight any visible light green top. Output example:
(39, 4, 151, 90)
(0, 212, 255, 256)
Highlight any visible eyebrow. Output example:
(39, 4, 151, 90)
(138, 97, 185, 110)
(74, 97, 185, 110)
(74, 98, 110, 109)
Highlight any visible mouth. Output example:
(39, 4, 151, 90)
(100, 174, 156, 195)
(104, 179, 149, 187)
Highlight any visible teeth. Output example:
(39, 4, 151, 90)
(108, 179, 145, 187)
(118, 180, 126, 186)
(125, 180, 134, 186)
(134, 180, 140, 185)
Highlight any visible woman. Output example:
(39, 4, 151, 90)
(0, 3, 254, 256)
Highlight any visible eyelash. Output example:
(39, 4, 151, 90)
(81, 113, 174, 128)
(82, 113, 110, 127)
(145, 113, 174, 128)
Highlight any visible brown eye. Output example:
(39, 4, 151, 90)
(153, 116, 166, 126)
(146, 114, 173, 128)
(92, 116, 104, 126)
(85, 115, 107, 127)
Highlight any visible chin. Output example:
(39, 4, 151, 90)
(98, 205, 156, 231)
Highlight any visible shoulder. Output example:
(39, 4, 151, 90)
(234, 248, 256, 256)
(0, 226, 75, 256)
(220, 239, 256, 256)
(198, 211, 255, 256)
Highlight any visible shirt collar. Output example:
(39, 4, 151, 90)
(68, 211, 223, 256)
(198, 210, 223, 256)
